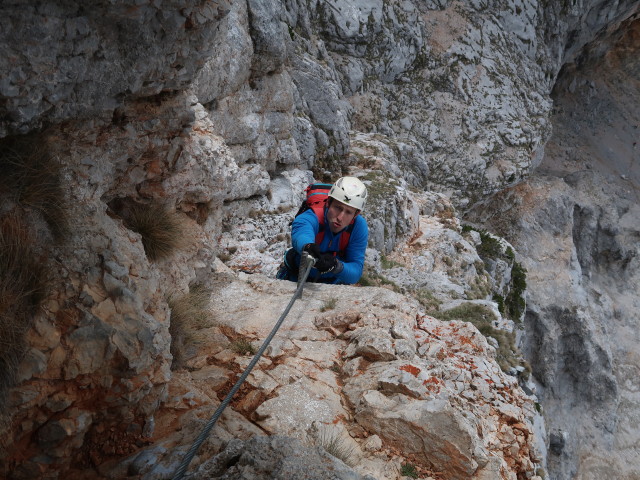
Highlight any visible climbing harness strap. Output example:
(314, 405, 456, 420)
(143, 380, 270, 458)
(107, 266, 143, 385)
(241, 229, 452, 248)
(171, 255, 316, 480)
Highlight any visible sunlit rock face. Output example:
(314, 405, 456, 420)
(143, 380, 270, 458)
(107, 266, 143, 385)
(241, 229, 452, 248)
(466, 15, 640, 479)
(126, 271, 541, 480)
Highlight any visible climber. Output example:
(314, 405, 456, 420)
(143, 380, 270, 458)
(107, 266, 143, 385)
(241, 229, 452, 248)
(276, 176, 369, 285)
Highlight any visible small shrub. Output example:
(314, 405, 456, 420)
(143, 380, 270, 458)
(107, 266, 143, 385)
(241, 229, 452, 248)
(400, 462, 419, 478)
(477, 230, 503, 259)
(230, 338, 256, 356)
(381, 255, 403, 269)
(125, 203, 186, 261)
(464, 225, 513, 263)
(505, 246, 515, 261)
(217, 252, 232, 262)
(416, 289, 441, 314)
(492, 293, 505, 315)
(320, 298, 337, 312)
(505, 261, 527, 321)
(463, 224, 527, 322)
(0, 135, 67, 240)
(511, 261, 527, 292)
(436, 303, 497, 324)
(248, 208, 266, 218)
(0, 214, 49, 404)
(168, 284, 214, 369)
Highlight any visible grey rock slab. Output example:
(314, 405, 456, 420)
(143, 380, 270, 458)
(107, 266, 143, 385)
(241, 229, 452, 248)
(355, 390, 484, 479)
(347, 328, 397, 362)
(254, 376, 348, 438)
(291, 339, 343, 368)
(192, 435, 373, 479)
(0, 0, 227, 135)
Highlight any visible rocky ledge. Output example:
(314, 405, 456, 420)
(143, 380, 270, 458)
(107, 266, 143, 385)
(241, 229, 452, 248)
(102, 233, 542, 480)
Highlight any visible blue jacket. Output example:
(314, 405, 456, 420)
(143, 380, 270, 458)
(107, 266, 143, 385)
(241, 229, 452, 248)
(289, 208, 368, 284)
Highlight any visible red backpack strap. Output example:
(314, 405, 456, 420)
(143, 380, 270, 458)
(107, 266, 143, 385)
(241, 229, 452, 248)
(337, 222, 354, 257)
(313, 207, 355, 258)
(312, 201, 327, 246)
(304, 183, 356, 258)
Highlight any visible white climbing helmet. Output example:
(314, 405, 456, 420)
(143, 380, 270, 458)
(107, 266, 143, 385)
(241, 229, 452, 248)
(329, 176, 367, 211)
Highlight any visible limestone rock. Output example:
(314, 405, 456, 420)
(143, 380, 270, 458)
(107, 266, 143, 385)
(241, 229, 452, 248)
(466, 22, 640, 476)
(1, 1, 638, 479)
(192, 435, 374, 480)
(0, 0, 229, 136)
(165, 272, 541, 480)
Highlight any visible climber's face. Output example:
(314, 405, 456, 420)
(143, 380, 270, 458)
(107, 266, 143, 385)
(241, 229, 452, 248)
(327, 199, 358, 233)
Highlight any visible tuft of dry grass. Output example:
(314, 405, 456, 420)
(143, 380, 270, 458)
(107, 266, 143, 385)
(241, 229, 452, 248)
(310, 428, 356, 466)
(0, 213, 49, 405)
(230, 338, 256, 356)
(320, 298, 337, 312)
(415, 288, 442, 313)
(0, 135, 68, 241)
(125, 203, 186, 261)
(435, 303, 497, 324)
(168, 284, 214, 370)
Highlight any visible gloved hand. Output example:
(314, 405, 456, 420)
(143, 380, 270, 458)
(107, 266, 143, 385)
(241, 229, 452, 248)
(314, 253, 339, 274)
(303, 243, 322, 260)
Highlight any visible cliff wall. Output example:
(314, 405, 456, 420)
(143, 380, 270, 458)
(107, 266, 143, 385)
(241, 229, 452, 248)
(0, 0, 638, 479)
(467, 14, 640, 478)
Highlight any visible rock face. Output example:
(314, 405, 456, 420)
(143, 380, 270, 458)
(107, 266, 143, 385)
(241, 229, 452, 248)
(3, 1, 637, 201)
(467, 14, 640, 479)
(0, 0, 230, 136)
(0, 0, 639, 479)
(192, 435, 376, 480)
(111, 267, 540, 480)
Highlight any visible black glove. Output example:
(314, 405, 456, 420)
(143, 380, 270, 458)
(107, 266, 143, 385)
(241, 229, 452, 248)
(314, 253, 338, 274)
(303, 243, 322, 260)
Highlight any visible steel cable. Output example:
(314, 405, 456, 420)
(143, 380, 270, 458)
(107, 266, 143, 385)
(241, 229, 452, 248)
(171, 255, 316, 480)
